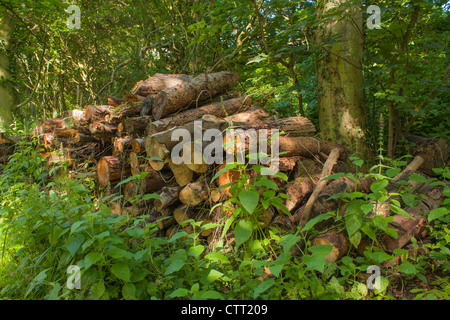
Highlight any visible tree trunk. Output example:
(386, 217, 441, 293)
(316, 0, 371, 162)
(152, 71, 240, 120)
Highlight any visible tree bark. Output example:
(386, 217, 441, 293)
(179, 180, 209, 206)
(152, 71, 240, 120)
(97, 155, 129, 187)
(316, 0, 371, 162)
(150, 96, 253, 133)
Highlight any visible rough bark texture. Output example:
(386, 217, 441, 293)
(316, 0, 371, 160)
(152, 71, 240, 120)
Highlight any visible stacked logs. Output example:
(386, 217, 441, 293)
(12, 70, 449, 258)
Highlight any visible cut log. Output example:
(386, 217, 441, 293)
(129, 152, 140, 176)
(173, 205, 195, 225)
(156, 210, 176, 230)
(131, 138, 145, 153)
(216, 164, 242, 196)
(152, 71, 240, 120)
(224, 106, 270, 123)
(32, 118, 67, 135)
(113, 137, 132, 155)
(312, 230, 349, 262)
(107, 102, 143, 121)
(62, 109, 86, 123)
(222, 116, 316, 137)
(97, 156, 129, 187)
(168, 159, 193, 186)
(278, 136, 347, 159)
(182, 141, 208, 173)
(284, 176, 315, 212)
(74, 133, 100, 144)
(121, 116, 151, 135)
(130, 73, 193, 97)
(406, 134, 450, 176)
(154, 186, 182, 211)
(85, 105, 115, 122)
(89, 122, 118, 140)
(149, 96, 253, 134)
(179, 180, 209, 206)
(108, 96, 126, 108)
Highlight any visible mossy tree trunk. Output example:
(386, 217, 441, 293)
(316, 0, 372, 164)
(0, 10, 14, 126)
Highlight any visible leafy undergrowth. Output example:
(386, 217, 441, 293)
(0, 138, 449, 300)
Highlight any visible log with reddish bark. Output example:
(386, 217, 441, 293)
(152, 71, 240, 120)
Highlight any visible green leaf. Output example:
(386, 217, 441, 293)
(397, 261, 417, 275)
(390, 204, 414, 219)
(301, 212, 333, 233)
(167, 288, 189, 299)
(234, 219, 253, 249)
(204, 252, 230, 264)
(142, 193, 163, 201)
(427, 207, 449, 221)
(323, 172, 347, 180)
(90, 281, 106, 300)
(239, 190, 259, 214)
(253, 278, 276, 298)
(370, 180, 388, 194)
(198, 290, 224, 300)
(188, 245, 205, 259)
(254, 179, 278, 190)
(165, 258, 186, 275)
(108, 247, 134, 260)
(302, 245, 333, 273)
(122, 283, 136, 300)
(111, 261, 131, 282)
(207, 269, 224, 283)
(65, 234, 85, 257)
(408, 174, 428, 183)
(83, 252, 102, 270)
(345, 213, 363, 236)
(365, 251, 392, 263)
(130, 269, 148, 283)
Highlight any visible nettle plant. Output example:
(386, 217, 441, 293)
(211, 161, 291, 252)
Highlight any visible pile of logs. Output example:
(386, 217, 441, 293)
(2, 70, 449, 260)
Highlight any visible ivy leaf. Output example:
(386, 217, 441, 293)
(234, 219, 253, 249)
(239, 190, 259, 214)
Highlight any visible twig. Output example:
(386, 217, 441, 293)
(297, 148, 340, 230)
